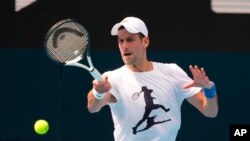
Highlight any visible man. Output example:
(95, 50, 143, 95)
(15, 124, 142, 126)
(87, 17, 218, 141)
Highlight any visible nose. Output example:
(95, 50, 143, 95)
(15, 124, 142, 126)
(121, 41, 128, 48)
(119, 41, 129, 51)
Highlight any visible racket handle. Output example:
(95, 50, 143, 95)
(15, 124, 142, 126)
(90, 68, 103, 81)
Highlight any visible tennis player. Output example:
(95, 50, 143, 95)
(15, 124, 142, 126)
(87, 16, 218, 141)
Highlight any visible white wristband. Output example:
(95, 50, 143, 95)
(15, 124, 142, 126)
(92, 89, 105, 100)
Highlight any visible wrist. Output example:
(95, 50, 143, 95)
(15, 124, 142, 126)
(203, 83, 217, 99)
(92, 89, 105, 100)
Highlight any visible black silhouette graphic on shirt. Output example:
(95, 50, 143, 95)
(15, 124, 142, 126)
(132, 86, 171, 135)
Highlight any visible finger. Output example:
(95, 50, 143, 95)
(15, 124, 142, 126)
(93, 83, 105, 92)
(104, 76, 109, 82)
(201, 67, 207, 78)
(92, 79, 98, 85)
(189, 65, 197, 76)
(190, 65, 199, 80)
(194, 65, 202, 76)
(205, 76, 210, 81)
(93, 79, 104, 87)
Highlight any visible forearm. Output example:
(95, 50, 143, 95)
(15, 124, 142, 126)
(187, 86, 219, 118)
(87, 89, 107, 113)
(203, 95, 218, 118)
(202, 83, 219, 117)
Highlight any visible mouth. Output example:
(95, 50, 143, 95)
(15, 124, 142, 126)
(124, 53, 132, 56)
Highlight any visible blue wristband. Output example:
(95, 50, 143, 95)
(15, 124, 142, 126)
(203, 84, 216, 99)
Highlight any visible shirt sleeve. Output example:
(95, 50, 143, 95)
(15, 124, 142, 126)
(171, 63, 202, 99)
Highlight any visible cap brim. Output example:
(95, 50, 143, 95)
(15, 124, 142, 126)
(111, 23, 122, 36)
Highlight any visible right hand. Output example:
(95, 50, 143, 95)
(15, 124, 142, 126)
(92, 76, 112, 94)
(183, 65, 214, 89)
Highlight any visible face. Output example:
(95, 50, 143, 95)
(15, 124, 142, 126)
(117, 29, 149, 66)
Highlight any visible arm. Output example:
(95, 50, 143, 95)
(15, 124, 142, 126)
(184, 65, 218, 118)
(187, 89, 218, 118)
(87, 76, 116, 113)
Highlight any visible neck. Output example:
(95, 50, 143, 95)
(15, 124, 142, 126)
(127, 60, 153, 72)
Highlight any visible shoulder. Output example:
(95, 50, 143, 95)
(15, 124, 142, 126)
(103, 66, 126, 76)
(152, 62, 188, 79)
(102, 66, 128, 82)
(153, 61, 181, 72)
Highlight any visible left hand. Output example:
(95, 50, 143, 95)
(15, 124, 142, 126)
(183, 65, 213, 89)
(93, 76, 112, 94)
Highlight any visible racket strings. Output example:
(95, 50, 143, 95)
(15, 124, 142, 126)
(46, 21, 88, 63)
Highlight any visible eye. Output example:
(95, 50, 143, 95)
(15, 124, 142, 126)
(119, 38, 126, 43)
(127, 38, 134, 42)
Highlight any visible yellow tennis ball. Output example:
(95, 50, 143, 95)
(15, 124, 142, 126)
(34, 119, 49, 135)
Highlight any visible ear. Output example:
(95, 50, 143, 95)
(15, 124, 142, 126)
(143, 37, 150, 48)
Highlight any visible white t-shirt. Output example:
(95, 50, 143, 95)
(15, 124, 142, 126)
(105, 62, 201, 141)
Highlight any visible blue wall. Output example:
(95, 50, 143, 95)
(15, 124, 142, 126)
(0, 49, 249, 140)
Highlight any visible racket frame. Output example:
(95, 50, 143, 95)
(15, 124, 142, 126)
(44, 18, 103, 81)
(132, 92, 141, 100)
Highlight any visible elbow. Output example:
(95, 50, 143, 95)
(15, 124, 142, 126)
(206, 112, 218, 118)
(203, 98, 219, 118)
(204, 107, 219, 118)
(211, 109, 219, 118)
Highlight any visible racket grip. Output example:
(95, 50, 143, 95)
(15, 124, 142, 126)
(90, 68, 103, 81)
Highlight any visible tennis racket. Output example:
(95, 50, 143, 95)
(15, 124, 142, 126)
(44, 18, 102, 81)
(132, 91, 142, 100)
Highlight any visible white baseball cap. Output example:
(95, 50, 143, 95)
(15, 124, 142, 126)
(111, 17, 148, 37)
